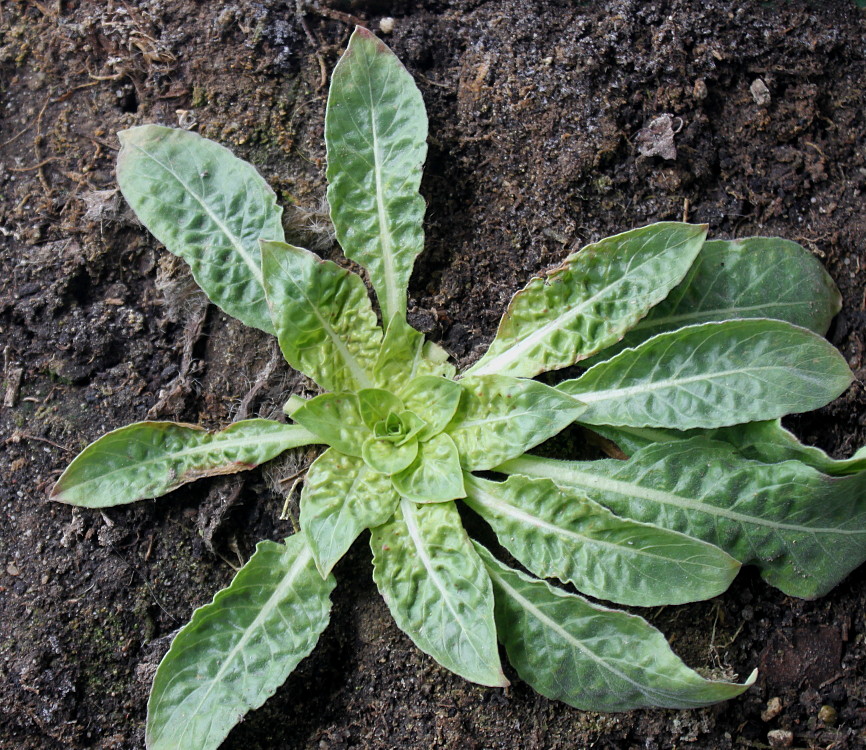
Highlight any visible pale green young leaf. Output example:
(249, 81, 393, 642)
(400, 376, 463, 440)
(374, 314, 456, 389)
(117, 125, 283, 334)
(464, 222, 707, 378)
(586, 236, 842, 364)
(291, 393, 368, 457)
(357, 388, 404, 429)
(145, 536, 335, 750)
(370, 499, 507, 686)
(446, 375, 586, 470)
(300, 449, 399, 576)
(562, 320, 853, 430)
(501, 440, 866, 598)
(362, 434, 419, 474)
(326, 28, 427, 323)
(476, 544, 755, 711)
(261, 240, 381, 392)
(463, 474, 739, 607)
(391, 433, 465, 502)
(51, 420, 318, 508)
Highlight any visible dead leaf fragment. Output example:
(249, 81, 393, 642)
(635, 114, 678, 160)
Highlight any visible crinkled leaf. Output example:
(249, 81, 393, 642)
(51, 420, 318, 508)
(358, 388, 404, 429)
(146, 536, 335, 750)
(501, 440, 866, 598)
(362, 433, 419, 474)
(400, 376, 463, 440)
(562, 320, 853, 430)
(587, 236, 842, 364)
(326, 28, 427, 323)
(261, 240, 381, 392)
(300, 449, 399, 576)
(117, 125, 282, 334)
(291, 393, 368, 456)
(392, 433, 465, 502)
(374, 314, 455, 388)
(446, 375, 586, 470)
(463, 474, 739, 607)
(476, 544, 755, 712)
(465, 222, 707, 378)
(370, 499, 507, 686)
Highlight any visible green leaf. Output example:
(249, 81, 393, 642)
(476, 544, 755, 711)
(362, 433, 419, 474)
(463, 474, 739, 607)
(501, 441, 866, 598)
(117, 125, 283, 334)
(51, 420, 318, 508)
(399, 376, 463, 440)
(392, 433, 465, 502)
(261, 240, 381, 392)
(562, 320, 853, 430)
(300, 449, 398, 576)
(447, 375, 586, 470)
(464, 222, 707, 378)
(325, 28, 428, 323)
(370, 499, 507, 686)
(291, 393, 368, 457)
(145, 535, 335, 750)
(586, 236, 842, 364)
(374, 314, 456, 389)
(358, 388, 404, 429)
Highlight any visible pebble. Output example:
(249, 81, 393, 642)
(818, 704, 837, 725)
(761, 696, 783, 721)
(767, 729, 793, 748)
(750, 78, 771, 106)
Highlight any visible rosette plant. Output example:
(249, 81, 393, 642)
(52, 27, 866, 750)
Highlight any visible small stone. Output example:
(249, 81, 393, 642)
(761, 696, 783, 721)
(693, 78, 708, 100)
(635, 113, 679, 160)
(750, 78, 771, 106)
(818, 704, 837, 725)
(379, 17, 395, 34)
(767, 729, 794, 748)
(6, 561, 20, 576)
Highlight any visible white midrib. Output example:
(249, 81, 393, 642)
(504, 456, 866, 536)
(134, 143, 264, 286)
(631, 301, 804, 333)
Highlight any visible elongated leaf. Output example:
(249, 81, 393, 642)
(476, 544, 755, 711)
(587, 236, 842, 364)
(391, 433, 465, 502)
(446, 375, 585, 470)
(300, 449, 398, 576)
(262, 240, 381, 392)
(326, 28, 427, 323)
(146, 535, 335, 750)
(593, 420, 866, 476)
(117, 125, 283, 334)
(370, 499, 507, 686)
(465, 223, 707, 378)
(562, 320, 853, 430)
(291, 393, 368, 457)
(51, 420, 318, 508)
(374, 314, 455, 389)
(463, 474, 739, 606)
(501, 440, 866, 598)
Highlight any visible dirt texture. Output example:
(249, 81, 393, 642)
(2, 1, 866, 748)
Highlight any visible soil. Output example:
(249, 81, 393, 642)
(1, 1, 865, 748)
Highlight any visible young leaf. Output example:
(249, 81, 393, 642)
(326, 27, 428, 323)
(261, 240, 381, 393)
(501, 440, 866, 598)
(370, 499, 507, 687)
(463, 474, 739, 607)
(562, 320, 853, 430)
(357, 388, 405, 429)
(300, 449, 399, 576)
(51, 420, 318, 508)
(476, 544, 755, 711)
(362, 433, 419, 474)
(391, 433, 465, 502)
(374, 314, 456, 389)
(291, 393, 368, 457)
(586, 236, 842, 364)
(117, 125, 283, 334)
(446, 375, 586, 470)
(464, 222, 707, 378)
(399, 376, 463, 440)
(145, 535, 335, 750)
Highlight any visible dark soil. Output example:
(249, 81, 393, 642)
(2, 1, 865, 748)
